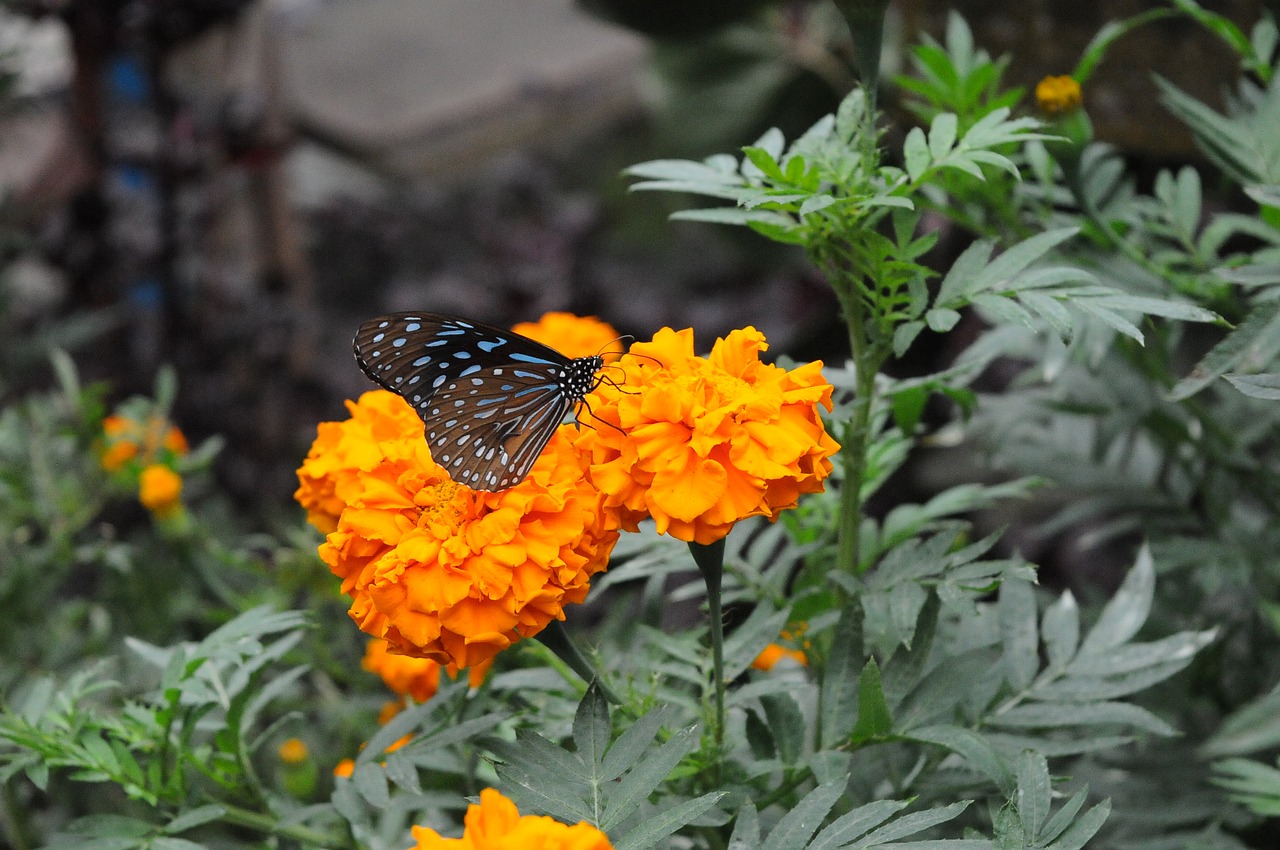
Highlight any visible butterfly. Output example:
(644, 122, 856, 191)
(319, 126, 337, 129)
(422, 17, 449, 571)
(353, 312, 608, 491)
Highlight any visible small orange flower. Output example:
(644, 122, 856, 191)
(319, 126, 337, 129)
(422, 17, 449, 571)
(752, 643, 808, 671)
(278, 738, 309, 764)
(409, 788, 613, 849)
(309, 401, 618, 669)
(295, 391, 427, 534)
(511, 312, 624, 362)
(139, 464, 183, 517)
(99, 413, 188, 473)
(573, 327, 838, 545)
(1035, 75, 1082, 116)
(334, 758, 355, 778)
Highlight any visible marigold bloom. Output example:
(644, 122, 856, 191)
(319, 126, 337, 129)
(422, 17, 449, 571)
(278, 738, 309, 764)
(334, 758, 355, 778)
(573, 327, 838, 544)
(139, 464, 183, 517)
(752, 643, 809, 671)
(1035, 75, 1082, 116)
(314, 417, 618, 669)
(100, 414, 188, 472)
(511, 312, 624, 362)
(409, 788, 613, 850)
(363, 638, 444, 703)
(295, 391, 427, 534)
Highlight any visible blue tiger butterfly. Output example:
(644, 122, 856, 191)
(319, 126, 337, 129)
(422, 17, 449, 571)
(353, 312, 608, 491)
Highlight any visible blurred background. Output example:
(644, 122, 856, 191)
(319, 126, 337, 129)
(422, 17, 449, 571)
(0, 0, 1263, 522)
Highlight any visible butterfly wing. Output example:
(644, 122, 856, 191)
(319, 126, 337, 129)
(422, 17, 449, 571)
(424, 363, 575, 490)
(352, 313, 580, 491)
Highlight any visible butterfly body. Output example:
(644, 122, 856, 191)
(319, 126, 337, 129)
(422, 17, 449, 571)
(353, 313, 606, 491)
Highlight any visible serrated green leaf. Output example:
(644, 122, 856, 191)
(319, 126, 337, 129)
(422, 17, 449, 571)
(613, 792, 727, 850)
(1224, 372, 1280, 399)
(1044, 800, 1110, 850)
(1171, 301, 1280, 399)
(352, 762, 389, 807)
(809, 799, 911, 850)
(851, 659, 894, 743)
(1039, 786, 1090, 846)
(821, 602, 863, 749)
(761, 692, 805, 766)
(999, 578, 1038, 691)
(600, 725, 699, 831)
(929, 113, 959, 158)
(992, 700, 1175, 735)
(762, 779, 847, 850)
(1016, 751, 1051, 841)
(855, 801, 971, 846)
(163, 805, 226, 835)
(908, 725, 1013, 791)
(574, 683, 611, 772)
(1078, 547, 1153, 657)
(1042, 591, 1080, 671)
(728, 802, 761, 850)
(600, 707, 669, 783)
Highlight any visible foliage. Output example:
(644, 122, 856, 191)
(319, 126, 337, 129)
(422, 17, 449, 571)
(2, 2, 1280, 849)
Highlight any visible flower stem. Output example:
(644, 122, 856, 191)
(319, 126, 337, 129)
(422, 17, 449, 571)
(534, 619, 624, 705)
(689, 538, 728, 751)
(220, 804, 355, 848)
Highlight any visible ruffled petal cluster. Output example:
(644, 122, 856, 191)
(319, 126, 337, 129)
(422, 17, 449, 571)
(302, 392, 618, 669)
(362, 637, 443, 703)
(295, 390, 426, 534)
(573, 327, 839, 544)
(512, 312, 624, 361)
(409, 788, 613, 850)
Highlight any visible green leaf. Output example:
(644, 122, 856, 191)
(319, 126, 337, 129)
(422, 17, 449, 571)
(851, 659, 893, 743)
(1170, 301, 1280, 399)
(573, 683, 611, 772)
(820, 602, 863, 749)
(760, 692, 805, 766)
(600, 725, 699, 831)
(1078, 546, 1153, 657)
(992, 701, 1175, 735)
(905, 127, 931, 183)
(1224, 372, 1280, 399)
(1041, 591, 1080, 671)
(1015, 751, 1052, 841)
(808, 799, 911, 850)
(926, 308, 962, 332)
(163, 806, 226, 835)
(600, 707, 670, 783)
(999, 577, 1038, 692)
(1044, 800, 1110, 850)
(762, 779, 846, 850)
(613, 792, 727, 850)
(855, 801, 971, 845)
(929, 113, 959, 158)
(907, 725, 1013, 791)
(727, 802, 761, 850)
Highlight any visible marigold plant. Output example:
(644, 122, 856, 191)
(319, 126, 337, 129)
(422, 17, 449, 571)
(409, 788, 613, 850)
(573, 326, 838, 544)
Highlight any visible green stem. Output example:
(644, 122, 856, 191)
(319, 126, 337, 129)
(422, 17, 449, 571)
(220, 803, 356, 848)
(689, 538, 728, 752)
(833, 283, 883, 577)
(534, 620, 624, 705)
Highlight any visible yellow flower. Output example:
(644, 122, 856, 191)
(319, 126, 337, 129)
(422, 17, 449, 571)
(511, 312, 624, 361)
(1035, 75, 1082, 116)
(139, 464, 183, 517)
(409, 788, 613, 849)
(278, 738, 309, 764)
(573, 327, 839, 545)
(295, 391, 427, 534)
(752, 643, 808, 671)
(313, 409, 618, 670)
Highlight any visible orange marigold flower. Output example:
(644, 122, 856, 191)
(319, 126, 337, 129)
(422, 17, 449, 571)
(278, 738, 309, 764)
(409, 788, 613, 850)
(752, 643, 809, 671)
(363, 638, 443, 703)
(99, 413, 188, 472)
(316, 417, 618, 669)
(511, 312, 624, 362)
(139, 464, 183, 517)
(573, 327, 838, 545)
(334, 758, 355, 778)
(1035, 75, 1082, 116)
(295, 390, 427, 534)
